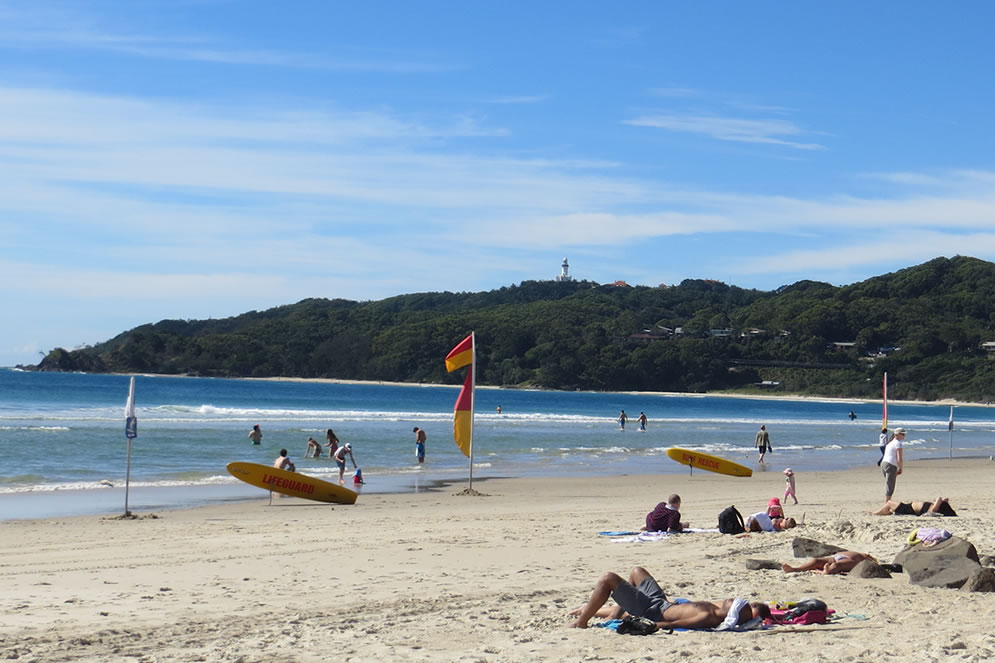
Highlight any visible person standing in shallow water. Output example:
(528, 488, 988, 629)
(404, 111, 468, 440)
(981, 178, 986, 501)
(637, 412, 647, 431)
(248, 424, 263, 445)
(754, 425, 771, 463)
(325, 428, 339, 457)
(413, 427, 427, 463)
(618, 410, 628, 430)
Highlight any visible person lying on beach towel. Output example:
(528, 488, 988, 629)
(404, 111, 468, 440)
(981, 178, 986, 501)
(746, 511, 797, 532)
(568, 566, 770, 629)
(782, 551, 873, 575)
(872, 496, 957, 517)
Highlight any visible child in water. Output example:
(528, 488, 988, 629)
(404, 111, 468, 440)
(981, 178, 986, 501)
(784, 468, 798, 505)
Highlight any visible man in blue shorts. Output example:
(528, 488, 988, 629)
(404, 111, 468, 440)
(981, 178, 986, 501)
(413, 427, 426, 463)
(568, 567, 769, 629)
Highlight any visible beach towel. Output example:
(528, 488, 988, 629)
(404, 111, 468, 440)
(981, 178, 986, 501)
(604, 528, 719, 543)
(908, 527, 951, 546)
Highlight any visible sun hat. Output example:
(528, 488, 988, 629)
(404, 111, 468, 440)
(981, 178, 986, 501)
(783, 468, 793, 475)
(768, 497, 782, 506)
(894, 427, 906, 435)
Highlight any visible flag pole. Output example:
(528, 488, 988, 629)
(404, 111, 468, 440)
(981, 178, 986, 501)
(881, 372, 888, 430)
(468, 331, 476, 491)
(124, 376, 138, 516)
(948, 406, 954, 460)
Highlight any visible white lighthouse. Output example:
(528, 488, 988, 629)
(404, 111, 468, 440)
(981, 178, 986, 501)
(555, 257, 573, 282)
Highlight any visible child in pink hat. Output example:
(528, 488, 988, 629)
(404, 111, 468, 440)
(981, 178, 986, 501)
(783, 468, 798, 505)
(766, 497, 785, 519)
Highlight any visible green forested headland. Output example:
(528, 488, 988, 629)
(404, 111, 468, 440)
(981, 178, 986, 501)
(28, 256, 995, 402)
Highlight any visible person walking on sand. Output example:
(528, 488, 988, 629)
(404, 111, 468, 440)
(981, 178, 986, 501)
(568, 566, 770, 629)
(754, 425, 771, 463)
(618, 410, 628, 430)
(413, 427, 427, 463)
(334, 443, 356, 483)
(325, 428, 339, 457)
(273, 449, 295, 472)
(248, 424, 263, 445)
(881, 427, 905, 502)
(637, 412, 647, 431)
(783, 468, 798, 504)
(305, 437, 322, 458)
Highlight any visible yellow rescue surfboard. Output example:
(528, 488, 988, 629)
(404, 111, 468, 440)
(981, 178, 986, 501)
(226, 461, 358, 504)
(666, 447, 753, 477)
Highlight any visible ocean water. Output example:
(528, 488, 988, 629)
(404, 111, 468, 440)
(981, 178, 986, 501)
(2, 368, 994, 520)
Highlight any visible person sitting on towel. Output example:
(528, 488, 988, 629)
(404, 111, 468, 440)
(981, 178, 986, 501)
(642, 493, 687, 532)
(872, 496, 957, 517)
(568, 566, 770, 629)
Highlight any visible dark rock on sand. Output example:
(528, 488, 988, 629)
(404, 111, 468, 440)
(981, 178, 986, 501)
(791, 537, 845, 559)
(894, 535, 981, 589)
(744, 559, 781, 570)
(851, 559, 892, 579)
(960, 567, 995, 593)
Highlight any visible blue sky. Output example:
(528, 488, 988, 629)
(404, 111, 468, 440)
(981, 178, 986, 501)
(3, 2, 995, 366)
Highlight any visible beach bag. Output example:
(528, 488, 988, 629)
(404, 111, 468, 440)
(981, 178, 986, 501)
(784, 598, 827, 619)
(718, 505, 745, 534)
(615, 615, 659, 636)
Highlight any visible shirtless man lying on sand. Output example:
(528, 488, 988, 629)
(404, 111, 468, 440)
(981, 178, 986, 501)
(569, 566, 769, 629)
(782, 551, 873, 575)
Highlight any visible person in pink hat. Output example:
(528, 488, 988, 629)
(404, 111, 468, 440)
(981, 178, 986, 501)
(783, 468, 798, 504)
(766, 497, 785, 519)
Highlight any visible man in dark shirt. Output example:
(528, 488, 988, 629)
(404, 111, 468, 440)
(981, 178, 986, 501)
(643, 494, 687, 532)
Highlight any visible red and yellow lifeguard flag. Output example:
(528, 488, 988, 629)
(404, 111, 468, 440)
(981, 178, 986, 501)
(445, 334, 474, 372)
(453, 366, 473, 457)
(882, 372, 888, 430)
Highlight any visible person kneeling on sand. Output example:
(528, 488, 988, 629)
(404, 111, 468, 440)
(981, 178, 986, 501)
(782, 551, 873, 575)
(872, 496, 957, 517)
(568, 566, 770, 629)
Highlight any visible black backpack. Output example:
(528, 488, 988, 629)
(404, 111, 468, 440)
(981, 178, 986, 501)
(718, 505, 745, 534)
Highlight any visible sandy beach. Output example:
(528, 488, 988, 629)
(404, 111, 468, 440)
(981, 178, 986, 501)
(2, 459, 993, 662)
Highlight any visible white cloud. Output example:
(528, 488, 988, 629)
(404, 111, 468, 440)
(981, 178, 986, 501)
(733, 231, 995, 284)
(625, 113, 826, 150)
(0, 5, 453, 73)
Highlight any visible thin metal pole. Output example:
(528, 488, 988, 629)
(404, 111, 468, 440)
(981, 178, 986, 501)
(468, 332, 476, 491)
(124, 440, 132, 515)
(948, 406, 954, 460)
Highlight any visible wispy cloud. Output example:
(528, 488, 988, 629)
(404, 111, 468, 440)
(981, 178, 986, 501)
(3, 82, 995, 350)
(625, 113, 826, 150)
(0, 4, 453, 73)
(482, 95, 550, 105)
